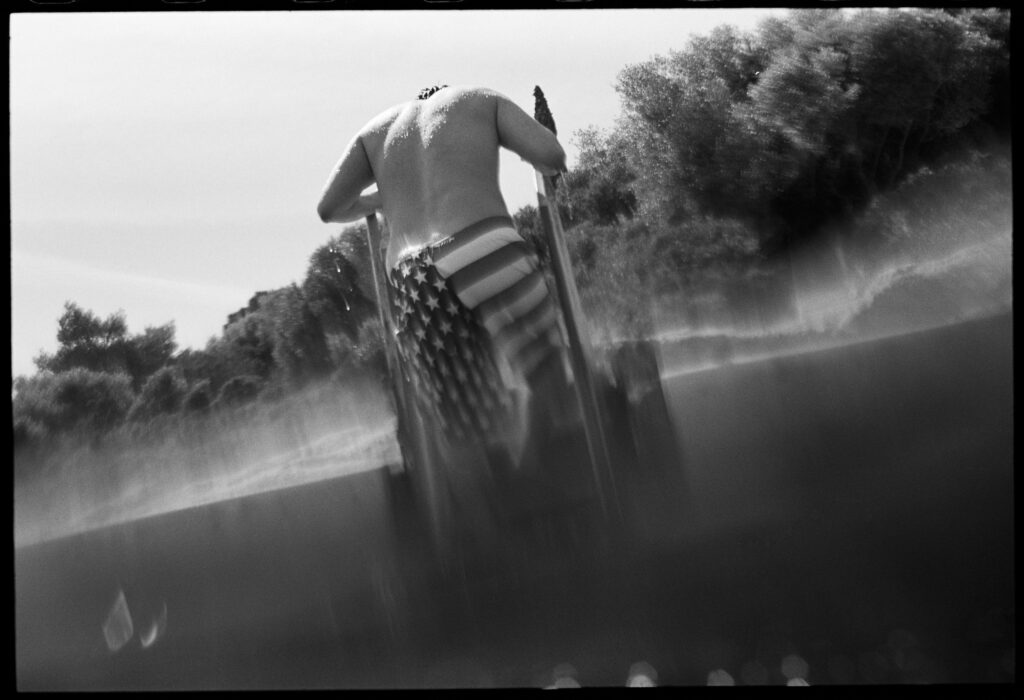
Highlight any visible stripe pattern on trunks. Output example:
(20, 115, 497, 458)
(388, 216, 563, 442)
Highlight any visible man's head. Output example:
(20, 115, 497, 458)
(417, 85, 448, 100)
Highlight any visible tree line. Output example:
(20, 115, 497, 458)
(530, 7, 1009, 335)
(13, 227, 385, 454)
(12, 8, 1010, 455)
(563, 8, 1007, 237)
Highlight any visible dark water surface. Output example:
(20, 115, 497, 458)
(15, 312, 1013, 689)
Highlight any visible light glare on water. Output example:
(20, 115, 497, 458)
(14, 379, 400, 547)
(657, 228, 1012, 378)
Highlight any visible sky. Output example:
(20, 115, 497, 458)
(10, 8, 788, 379)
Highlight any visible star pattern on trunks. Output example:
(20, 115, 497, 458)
(388, 248, 516, 444)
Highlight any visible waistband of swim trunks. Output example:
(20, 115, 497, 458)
(391, 215, 518, 271)
(434, 215, 516, 250)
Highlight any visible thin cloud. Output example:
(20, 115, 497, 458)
(12, 250, 251, 308)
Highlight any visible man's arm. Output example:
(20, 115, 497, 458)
(494, 93, 567, 176)
(317, 133, 379, 223)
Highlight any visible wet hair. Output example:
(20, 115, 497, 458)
(417, 85, 448, 100)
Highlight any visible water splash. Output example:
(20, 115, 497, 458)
(15, 379, 401, 548)
(657, 229, 1012, 377)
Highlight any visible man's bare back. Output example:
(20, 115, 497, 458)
(317, 85, 565, 269)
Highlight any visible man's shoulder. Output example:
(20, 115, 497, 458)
(427, 86, 510, 119)
(360, 103, 409, 137)
(441, 85, 506, 103)
(357, 86, 509, 139)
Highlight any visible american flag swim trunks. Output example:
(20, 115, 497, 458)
(388, 216, 564, 444)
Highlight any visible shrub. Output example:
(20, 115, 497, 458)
(127, 367, 187, 422)
(214, 374, 265, 408)
(851, 149, 1012, 263)
(257, 378, 290, 403)
(330, 315, 388, 382)
(182, 379, 213, 413)
(12, 368, 135, 440)
(352, 316, 387, 378)
(13, 416, 47, 452)
(566, 216, 763, 340)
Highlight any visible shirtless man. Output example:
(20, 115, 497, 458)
(317, 85, 568, 463)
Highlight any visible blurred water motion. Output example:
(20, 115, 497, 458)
(14, 376, 398, 548)
(14, 220, 1014, 688)
(656, 228, 1011, 378)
